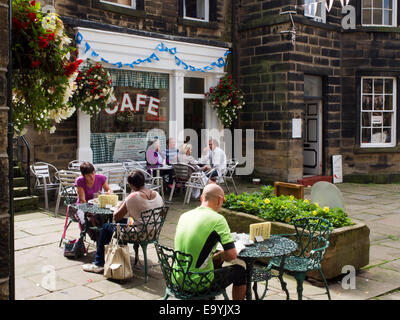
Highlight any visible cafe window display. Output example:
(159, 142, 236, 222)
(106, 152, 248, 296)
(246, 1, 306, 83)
(90, 69, 169, 164)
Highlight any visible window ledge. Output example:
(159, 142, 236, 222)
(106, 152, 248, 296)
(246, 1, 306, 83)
(178, 17, 219, 29)
(354, 146, 400, 154)
(93, 1, 146, 18)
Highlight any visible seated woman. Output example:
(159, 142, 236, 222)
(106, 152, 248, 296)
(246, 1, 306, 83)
(82, 170, 164, 274)
(146, 139, 164, 166)
(74, 161, 111, 204)
(176, 143, 210, 172)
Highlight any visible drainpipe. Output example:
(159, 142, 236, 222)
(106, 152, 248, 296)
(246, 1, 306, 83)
(7, 0, 15, 301)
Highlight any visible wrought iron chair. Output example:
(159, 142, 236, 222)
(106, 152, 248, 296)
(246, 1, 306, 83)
(255, 217, 333, 300)
(169, 163, 196, 202)
(184, 168, 218, 205)
(119, 206, 169, 283)
(30, 162, 60, 210)
(103, 167, 127, 199)
(219, 159, 239, 195)
(154, 242, 230, 300)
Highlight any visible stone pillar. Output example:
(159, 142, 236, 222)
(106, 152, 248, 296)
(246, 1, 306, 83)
(0, 0, 10, 300)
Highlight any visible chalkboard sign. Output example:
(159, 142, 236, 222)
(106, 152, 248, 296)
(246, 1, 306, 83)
(332, 155, 343, 184)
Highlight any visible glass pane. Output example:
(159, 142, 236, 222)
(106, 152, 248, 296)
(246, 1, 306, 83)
(384, 0, 392, 9)
(385, 79, 393, 93)
(372, 128, 383, 143)
(383, 128, 391, 143)
(374, 0, 383, 7)
(384, 10, 392, 25)
(364, 0, 373, 8)
(383, 112, 392, 126)
(363, 95, 373, 110)
(362, 9, 372, 24)
(372, 112, 383, 126)
(184, 77, 205, 94)
(374, 79, 383, 93)
(102, 0, 132, 6)
(362, 128, 371, 143)
(363, 79, 373, 93)
(384, 95, 393, 110)
(185, 0, 205, 19)
(374, 95, 383, 110)
(362, 112, 371, 126)
(304, 75, 322, 97)
(373, 9, 383, 24)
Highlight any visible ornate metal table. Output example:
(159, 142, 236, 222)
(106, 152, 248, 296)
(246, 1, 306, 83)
(238, 235, 298, 300)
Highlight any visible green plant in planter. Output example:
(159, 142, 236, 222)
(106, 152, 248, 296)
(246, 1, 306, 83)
(223, 185, 353, 229)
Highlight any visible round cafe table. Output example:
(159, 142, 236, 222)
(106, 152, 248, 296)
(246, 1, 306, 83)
(237, 235, 298, 300)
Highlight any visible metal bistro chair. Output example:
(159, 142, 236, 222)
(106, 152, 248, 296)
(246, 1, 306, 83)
(120, 206, 169, 283)
(154, 242, 229, 300)
(103, 168, 127, 200)
(67, 160, 85, 172)
(30, 162, 60, 210)
(124, 166, 163, 195)
(54, 170, 80, 217)
(184, 168, 218, 205)
(169, 163, 196, 202)
(219, 159, 239, 195)
(254, 217, 333, 300)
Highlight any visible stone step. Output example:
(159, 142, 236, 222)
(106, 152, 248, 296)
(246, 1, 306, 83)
(13, 177, 26, 188)
(14, 196, 39, 212)
(13, 186, 30, 198)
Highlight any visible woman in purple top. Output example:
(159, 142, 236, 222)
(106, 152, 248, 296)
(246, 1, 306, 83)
(74, 162, 111, 203)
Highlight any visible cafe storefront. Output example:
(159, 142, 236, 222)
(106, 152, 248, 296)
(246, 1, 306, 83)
(75, 27, 229, 166)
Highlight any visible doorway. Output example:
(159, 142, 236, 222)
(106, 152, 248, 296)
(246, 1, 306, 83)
(303, 100, 322, 176)
(184, 98, 205, 158)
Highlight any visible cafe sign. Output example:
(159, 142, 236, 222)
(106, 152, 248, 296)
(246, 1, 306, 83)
(105, 93, 160, 116)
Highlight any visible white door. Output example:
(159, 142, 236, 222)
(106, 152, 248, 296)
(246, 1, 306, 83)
(303, 101, 322, 176)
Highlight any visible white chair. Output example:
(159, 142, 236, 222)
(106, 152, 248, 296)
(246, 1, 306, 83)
(54, 170, 80, 217)
(169, 163, 196, 202)
(30, 162, 60, 210)
(103, 168, 127, 199)
(122, 159, 147, 172)
(184, 168, 218, 205)
(67, 160, 85, 171)
(219, 159, 239, 195)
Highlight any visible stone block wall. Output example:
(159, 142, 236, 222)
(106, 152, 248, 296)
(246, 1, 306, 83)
(0, 0, 9, 300)
(237, 0, 343, 182)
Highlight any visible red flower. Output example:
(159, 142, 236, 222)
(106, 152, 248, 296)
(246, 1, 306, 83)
(63, 59, 83, 77)
(47, 33, 55, 41)
(27, 12, 37, 22)
(30, 0, 36, 6)
(233, 100, 238, 105)
(209, 87, 213, 93)
(228, 75, 232, 79)
(30, 60, 40, 68)
(38, 36, 48, 49)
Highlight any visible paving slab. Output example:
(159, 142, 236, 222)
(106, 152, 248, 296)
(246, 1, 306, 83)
(29, 285, 103, 300)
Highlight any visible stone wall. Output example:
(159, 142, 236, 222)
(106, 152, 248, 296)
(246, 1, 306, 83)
(0, 0, 9, 300)
(237, 1, 343, 182)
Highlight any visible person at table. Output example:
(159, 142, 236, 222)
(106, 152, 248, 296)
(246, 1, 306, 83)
(200, 138, 227, 179)
(146, 138, 164, 166)
(82, 170, 164, 274)
(75, 161, 112, 204)
(177, 143, 210, 173)
(174, 184, 246, 300)
(165, 137, 179, 165)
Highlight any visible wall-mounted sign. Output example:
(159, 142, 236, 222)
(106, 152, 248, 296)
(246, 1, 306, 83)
(105, 93, 160, 116)
(113, 137, 147, 162)
(372, 115, 383, 125)
(292, 118, 302, 138)
(332, 154, 343, 183)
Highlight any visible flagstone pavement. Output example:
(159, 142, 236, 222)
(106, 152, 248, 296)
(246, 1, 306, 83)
(13, 182, 400, 300)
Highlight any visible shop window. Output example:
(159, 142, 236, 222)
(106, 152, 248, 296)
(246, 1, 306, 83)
(360, 77, 396, 148)
(362, 0, 397, 26)
(184, 0, 209, 22)
(184, 77, 205, 94)
(91, 70, 169, 164)
(100, 0, 136, 9)
(304, 0, 326, 23)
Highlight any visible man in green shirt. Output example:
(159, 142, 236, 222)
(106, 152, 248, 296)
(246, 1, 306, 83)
(174, 184, 246, 300)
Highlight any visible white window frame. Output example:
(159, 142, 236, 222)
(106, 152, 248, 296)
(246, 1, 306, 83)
(360, 76, 397, 148)
(183, 0, 209, 22)
(304, 0, 326, 23)
(361, 0, 397, 27)
(100, 0, 136, 10)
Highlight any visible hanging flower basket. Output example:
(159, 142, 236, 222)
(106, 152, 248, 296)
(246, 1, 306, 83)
(12, 0, 81, 134)
(69, 59, 114, 117)
(204, 74, 245, 128)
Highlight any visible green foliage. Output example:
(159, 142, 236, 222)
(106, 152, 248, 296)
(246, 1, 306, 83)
(204, 74, 245, 128)
(223, 185, 354, 229)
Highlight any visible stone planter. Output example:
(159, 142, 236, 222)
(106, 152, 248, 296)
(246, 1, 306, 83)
(220, 208, 370, 281)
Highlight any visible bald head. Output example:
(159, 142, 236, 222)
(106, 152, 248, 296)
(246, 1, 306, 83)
(202, 183, 225, 203)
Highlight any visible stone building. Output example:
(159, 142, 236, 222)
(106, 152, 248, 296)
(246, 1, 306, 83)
(0, 0, 10, 300)
(237, 0, 400, 184)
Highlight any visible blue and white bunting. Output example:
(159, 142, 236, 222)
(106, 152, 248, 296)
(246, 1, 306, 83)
(76, 32, 230, 72)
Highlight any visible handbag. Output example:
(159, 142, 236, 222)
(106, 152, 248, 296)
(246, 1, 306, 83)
(104, 223, 133, 280)
(63, 237, 85, 259)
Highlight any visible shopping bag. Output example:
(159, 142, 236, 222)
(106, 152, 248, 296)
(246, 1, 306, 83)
(104, 224, 133, 280)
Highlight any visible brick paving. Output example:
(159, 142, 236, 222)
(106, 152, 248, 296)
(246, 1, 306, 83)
(13, 182, 400, 300)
